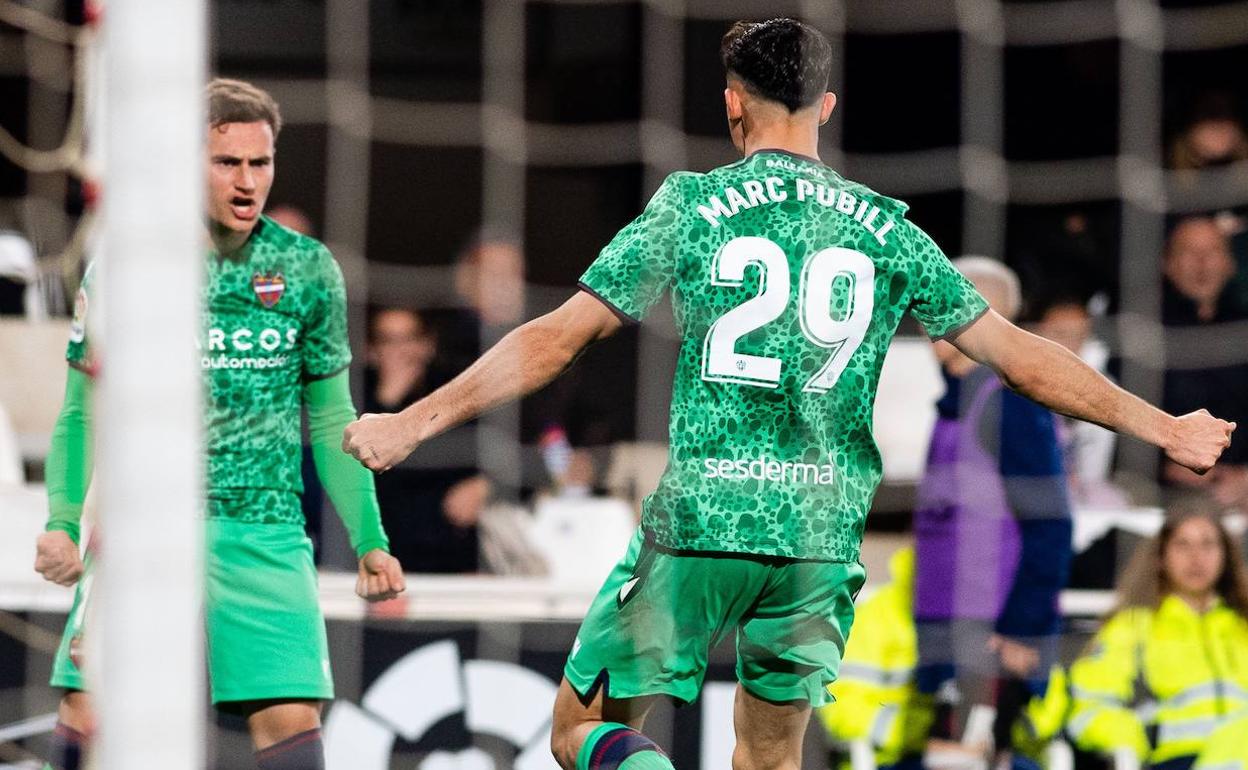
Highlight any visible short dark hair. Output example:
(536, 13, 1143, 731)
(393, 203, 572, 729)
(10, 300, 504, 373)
(206, 78, 282, 139)
(720, 18, 832, 113)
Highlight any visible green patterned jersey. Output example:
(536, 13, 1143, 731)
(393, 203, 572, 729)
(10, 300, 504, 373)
(579, 150, 988, 561)
(68, 217, 352, 522)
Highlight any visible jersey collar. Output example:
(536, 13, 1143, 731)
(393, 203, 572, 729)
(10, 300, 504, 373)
(748, 148, 823, 164)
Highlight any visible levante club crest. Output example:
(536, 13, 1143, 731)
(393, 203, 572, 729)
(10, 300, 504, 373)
(252, 272, 286, 308)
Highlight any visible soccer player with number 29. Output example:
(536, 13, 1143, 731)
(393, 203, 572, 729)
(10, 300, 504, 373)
(344, 19, 1233, 770)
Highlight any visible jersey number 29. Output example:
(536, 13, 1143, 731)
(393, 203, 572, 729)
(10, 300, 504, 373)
(701, 236, 874, 393)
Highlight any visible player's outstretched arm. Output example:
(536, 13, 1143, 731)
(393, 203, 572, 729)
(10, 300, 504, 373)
(35, 367, 92, 586)
(344, 291, 623, 472)
(950, 309, 1235, 475)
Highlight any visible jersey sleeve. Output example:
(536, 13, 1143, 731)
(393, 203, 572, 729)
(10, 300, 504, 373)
(66, 262, 96, 373)
(578, 172, 685, 322)
(903, 222, 990, 340)
(302, 247, 353, 380)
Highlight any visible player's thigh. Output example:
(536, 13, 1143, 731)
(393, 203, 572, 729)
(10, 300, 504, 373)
(564, 530, 767, 706)
(205, 519, 333, 705)
(731, 684, 810, 770)
(737, 560, 865, 706)
(550, 678, 658, 768)
(242, 699, 323, 750)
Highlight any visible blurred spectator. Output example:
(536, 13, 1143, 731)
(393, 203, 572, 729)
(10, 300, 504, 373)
(0, 231, 41, 317)
(430, 231, 526, 382)
(1159, 216, 1248, 506)
(267, 204, 317, 237)
(1067, 505, 1248, 769)
(1169, 92, 1248, 309)
(365, 306, 486, 573)
(913, 258, 1073, 768)
(1169, 92, 1248, 172)
(1031, 297, 1127, 507)
(432, 231, 614, 496)
(818, 547, 1069, 770)
(1010, 209, 1117, 314)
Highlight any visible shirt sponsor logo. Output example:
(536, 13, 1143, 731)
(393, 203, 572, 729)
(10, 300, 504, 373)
(197, 326, 298, 370)
(200, 353, 290, 370)
(703, 456, 836, 485)
(252, 271, 286, 308)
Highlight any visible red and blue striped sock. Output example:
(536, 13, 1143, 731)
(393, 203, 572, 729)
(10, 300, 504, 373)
(575, 722, 674, 770)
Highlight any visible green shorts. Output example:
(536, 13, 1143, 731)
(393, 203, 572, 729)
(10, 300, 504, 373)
(51, 519, 333, 706)
(564, 529, 866, 707)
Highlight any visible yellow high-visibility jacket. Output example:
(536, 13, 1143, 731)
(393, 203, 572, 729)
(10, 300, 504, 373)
(819, 547, 929, 766)
(1068, 596, 1248, 764)
(1195, 712, 1248, 770)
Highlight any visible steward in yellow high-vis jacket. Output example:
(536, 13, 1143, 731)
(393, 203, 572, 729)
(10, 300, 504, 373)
(1067, 511, 1248, 770)
(820, 547, 929, 768)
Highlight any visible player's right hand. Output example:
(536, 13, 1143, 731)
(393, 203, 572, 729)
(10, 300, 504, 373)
(343, 412, 419, 472)
(356, 548, 406, 603)
(34, 531, 84, 586)
(1165, 409, 1236, 475)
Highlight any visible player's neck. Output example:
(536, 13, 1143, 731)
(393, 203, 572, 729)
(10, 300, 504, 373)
(207, 220, 255, 257)
(741, 124, 822, 162)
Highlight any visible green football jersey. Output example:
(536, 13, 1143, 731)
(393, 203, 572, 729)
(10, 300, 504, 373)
(579, 150, 988, 562)
(68, 217, 352, 523)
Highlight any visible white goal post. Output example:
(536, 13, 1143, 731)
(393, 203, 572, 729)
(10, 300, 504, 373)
(94, 1, 205, 767)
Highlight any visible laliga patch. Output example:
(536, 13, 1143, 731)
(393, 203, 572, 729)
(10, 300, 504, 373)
(68, 287, 88, 343)
(252, 271, 286, 308)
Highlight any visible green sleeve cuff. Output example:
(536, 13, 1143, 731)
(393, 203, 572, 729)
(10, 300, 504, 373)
(45, 518, 81, 545)
(353, 539, 391, 558)
(304, 371, 390, 558)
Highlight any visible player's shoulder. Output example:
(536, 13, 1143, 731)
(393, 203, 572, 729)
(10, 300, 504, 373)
(655, 169, 705, 196)
(834, 170, 911, 219)
(256, 216, 344, 284)
(258, 216, 332, 261)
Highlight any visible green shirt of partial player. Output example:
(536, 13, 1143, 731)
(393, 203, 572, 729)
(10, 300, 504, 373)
(44, 216, 388, 557)
(579, 150, 988, 562)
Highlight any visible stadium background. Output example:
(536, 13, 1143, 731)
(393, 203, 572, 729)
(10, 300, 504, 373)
(2, 0, 1248, 767)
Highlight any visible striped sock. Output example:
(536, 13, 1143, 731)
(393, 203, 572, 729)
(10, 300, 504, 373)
(254, 727, 324, 770)
(576, 722, 675, 770)
(47, 722, 86, 770)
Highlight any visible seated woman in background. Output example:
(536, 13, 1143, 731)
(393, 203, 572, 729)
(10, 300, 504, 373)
(1067, 506, 1248, 770)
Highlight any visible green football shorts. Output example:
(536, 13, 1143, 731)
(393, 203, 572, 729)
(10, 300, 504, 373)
(564, 528, 866, 707)
(51, 518, 333, 705)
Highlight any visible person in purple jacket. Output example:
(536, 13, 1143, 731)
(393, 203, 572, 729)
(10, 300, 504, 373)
(913, 257, 1073, 769)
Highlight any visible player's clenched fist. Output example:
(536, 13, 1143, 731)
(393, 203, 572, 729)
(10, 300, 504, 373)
(356, 548, 406, 602)
(1165, 409, 1236, 475)
(34, 531, 84, 587)
(343, 412, 418, 472)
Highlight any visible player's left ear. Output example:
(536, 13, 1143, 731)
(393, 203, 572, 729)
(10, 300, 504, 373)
(724, 87, 743, 121)
(818, 92, 837, 125)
